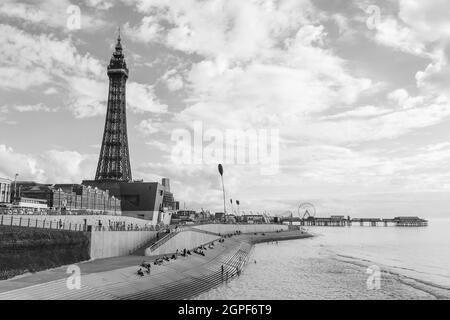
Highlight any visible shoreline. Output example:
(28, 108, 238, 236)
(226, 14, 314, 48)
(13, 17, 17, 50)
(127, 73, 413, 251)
(0, 230, 312, 300)
(194, 235, 450, 300)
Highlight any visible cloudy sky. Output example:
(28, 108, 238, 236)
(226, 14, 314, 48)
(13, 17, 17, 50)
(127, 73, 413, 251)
(1, 0, 450, 218)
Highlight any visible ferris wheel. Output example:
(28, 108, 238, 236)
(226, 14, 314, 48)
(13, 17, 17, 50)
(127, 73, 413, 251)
(298, 202, 316, 219)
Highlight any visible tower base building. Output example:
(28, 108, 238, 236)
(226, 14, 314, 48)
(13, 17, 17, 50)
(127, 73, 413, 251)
(82, 178, 176, 225)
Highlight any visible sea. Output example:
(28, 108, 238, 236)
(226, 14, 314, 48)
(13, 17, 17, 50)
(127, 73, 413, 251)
(195, 219, 450, 300)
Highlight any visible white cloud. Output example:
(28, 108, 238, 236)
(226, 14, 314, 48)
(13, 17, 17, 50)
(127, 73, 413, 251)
(0, 144, 96, 183)
(0, 23, 102, 90)
(123, 16, 163, 43)
(84, 0, 114, 10)
(162, 69, 184, 91)
(374, 18, 426, 56)
(0, 24, 167, 118)
(295, 98, 450, 144)
(371, 1, 450, 102)
(323, 106, 392, 120)
(397, 0, 450, 43)
(127, 82, 168, 113)
(387, 89, 425, 109)
(136, 119, 161, 135)
(126, 0, 315, 60)
(44, 87, 58, 95)
(14, 103, 55, 112)
(0, 0, 110, 31)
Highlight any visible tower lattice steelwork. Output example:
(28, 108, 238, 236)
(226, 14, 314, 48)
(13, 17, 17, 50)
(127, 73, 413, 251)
(95, 32, 132, 182)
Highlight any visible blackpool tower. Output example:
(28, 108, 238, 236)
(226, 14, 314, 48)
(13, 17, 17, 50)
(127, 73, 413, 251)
(95, 31, 132, 182)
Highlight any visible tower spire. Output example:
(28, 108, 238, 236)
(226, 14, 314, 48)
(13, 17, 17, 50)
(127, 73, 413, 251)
(115, 26, 123, 53)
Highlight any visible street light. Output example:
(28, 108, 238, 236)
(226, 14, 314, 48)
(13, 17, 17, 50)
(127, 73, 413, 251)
(13, 173, 19, 202)
(218, 164, 226, 215)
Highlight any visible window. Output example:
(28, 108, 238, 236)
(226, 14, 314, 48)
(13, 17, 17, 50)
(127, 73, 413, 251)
(122, 195, 140, 207)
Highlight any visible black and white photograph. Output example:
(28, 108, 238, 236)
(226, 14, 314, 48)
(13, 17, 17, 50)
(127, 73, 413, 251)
(0, 0, 450, 306)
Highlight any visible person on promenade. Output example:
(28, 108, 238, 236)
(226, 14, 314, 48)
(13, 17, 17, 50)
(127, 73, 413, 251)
(137, 268, 144, 277)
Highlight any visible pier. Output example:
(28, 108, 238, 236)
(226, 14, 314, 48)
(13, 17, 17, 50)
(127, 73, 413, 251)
(291, 216, 428, 227)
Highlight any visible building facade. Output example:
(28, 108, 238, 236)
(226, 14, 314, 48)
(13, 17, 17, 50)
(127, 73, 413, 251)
(0, 177, 11, 204)
(82, 178, 175, 224)
(12, 181, 121, 214)
(161, 178, 177, 211)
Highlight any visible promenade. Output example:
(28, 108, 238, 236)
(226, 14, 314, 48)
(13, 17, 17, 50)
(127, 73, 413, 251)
(0, 230, 311, 300)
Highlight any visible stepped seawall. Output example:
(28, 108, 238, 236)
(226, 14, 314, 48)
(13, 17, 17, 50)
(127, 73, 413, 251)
(0, 229, 312, 300)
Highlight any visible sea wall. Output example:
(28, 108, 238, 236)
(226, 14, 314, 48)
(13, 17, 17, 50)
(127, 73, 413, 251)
(193, 223, 288, 234)
(0, 225, 90, 280)
(90, 231, 157, 260)
(145, 230, 221, 256)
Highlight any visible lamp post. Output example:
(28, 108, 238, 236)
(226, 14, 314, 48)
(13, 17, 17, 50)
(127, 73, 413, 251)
(218, 164, 226, 215)
(13, 173, 18, 202)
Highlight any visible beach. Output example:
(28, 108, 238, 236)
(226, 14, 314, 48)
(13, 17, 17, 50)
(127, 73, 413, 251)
(195, 221, 450, 300)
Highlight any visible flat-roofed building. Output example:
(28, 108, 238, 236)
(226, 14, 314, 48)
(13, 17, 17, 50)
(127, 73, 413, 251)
(215, 212, 225, 221)
(0, 177, 11, 204)
(83, 177, 178, 225)
(82, 180, 165, 223)
(242, 214, 265, 223)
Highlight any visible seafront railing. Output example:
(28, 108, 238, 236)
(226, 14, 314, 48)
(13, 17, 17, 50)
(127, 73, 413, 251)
(0, 214, 163, 233)
(148, 227, 187, 252)
(0, 208, 120, 216)
(188, 227, 222, 236)
(0, 214, 85, 232)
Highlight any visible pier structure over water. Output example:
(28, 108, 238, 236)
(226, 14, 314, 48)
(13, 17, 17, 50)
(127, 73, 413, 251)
(294, 216, 428, 227)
